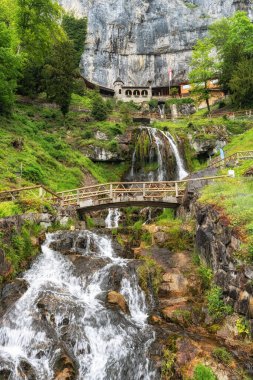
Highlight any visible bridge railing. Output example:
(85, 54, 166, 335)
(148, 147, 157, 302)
(56, 176, 230, 207)
(0, 185, 62, 203)
(208, 150, 253, 168)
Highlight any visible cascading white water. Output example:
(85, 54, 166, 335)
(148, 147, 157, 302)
(0, 231, 157, 380)
(162, 131, 188, 180)
(128, 126, 188, 182)
(105, 208, 121, 228)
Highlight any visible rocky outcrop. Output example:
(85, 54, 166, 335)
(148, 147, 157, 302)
(0, 279, 29, 318)
(59, 0, 252, 88)
(179, 192, 253, 332)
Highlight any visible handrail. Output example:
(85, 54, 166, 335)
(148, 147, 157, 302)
(0, 185, 62, 200)
(208, 150, 253, 168)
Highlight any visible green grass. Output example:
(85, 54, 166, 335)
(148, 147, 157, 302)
(0, 101, 127, 192)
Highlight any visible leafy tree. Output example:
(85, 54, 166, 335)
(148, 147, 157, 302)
(62, 14, 87, 66)
(209, 11, 253, 92)
(229, 58, 253, 107)
(189, 38, 218, 112)
(0, 22, 21, 114)
(42, 40, 77, 116)
(16, 0, 64, 96)
(91, 94, 108, 121)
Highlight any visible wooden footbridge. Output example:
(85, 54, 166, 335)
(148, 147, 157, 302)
(0, 174, 236, 216)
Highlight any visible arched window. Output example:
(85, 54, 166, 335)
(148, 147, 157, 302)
(125, 90, 132, 97)
(133, 90, 140, 97)
(141, 90, 148, 97)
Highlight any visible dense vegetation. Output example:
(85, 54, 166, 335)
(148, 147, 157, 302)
(190, 12, 253, 108)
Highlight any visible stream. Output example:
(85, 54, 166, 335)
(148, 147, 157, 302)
(0, 231, 157, 379)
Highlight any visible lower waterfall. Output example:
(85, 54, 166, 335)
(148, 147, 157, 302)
(105, 208, 121, 228)
(0, 231, 157, 380)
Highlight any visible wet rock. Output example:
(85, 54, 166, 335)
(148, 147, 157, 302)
(107, 291, 129, 313)
(18, 360, 36, 380)
(69, 255, 110, 277)
(0, 369, 11, 380)
(0, 278, 28, 317)
(53, 352, 77, 380)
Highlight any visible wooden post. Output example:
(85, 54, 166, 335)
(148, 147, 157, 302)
(39, 187, 45, 198)
(175, 182, 179, 197)
(143, 183, 146, 197)
(77, 190, 80, 204)
(110, 184, 113, 199)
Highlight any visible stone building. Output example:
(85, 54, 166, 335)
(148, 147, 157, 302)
(113, 78, 152, 103)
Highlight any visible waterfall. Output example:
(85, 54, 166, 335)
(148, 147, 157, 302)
(148, 128, 166, 181)
(162, 131, 188, 180)
(0, 231, 157, 379)
(127, 126, 188, 182)
(105, 208, 121, 228)
(158, 104, 165, 119)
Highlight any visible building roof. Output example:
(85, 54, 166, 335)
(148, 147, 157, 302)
(114, 77, 124, 85)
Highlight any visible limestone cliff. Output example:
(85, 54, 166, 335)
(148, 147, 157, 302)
(59, 0, 252, 88)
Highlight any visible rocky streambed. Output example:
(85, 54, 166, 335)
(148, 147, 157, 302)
(0, 230, 157, 380)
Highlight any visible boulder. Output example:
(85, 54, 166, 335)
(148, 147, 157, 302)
(0, 278, 29, 317)
(54, 352, 77, 380)
(107, 291, 129, 313)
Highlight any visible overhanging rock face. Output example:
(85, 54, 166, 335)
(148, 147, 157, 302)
(58, 0, 252, 88)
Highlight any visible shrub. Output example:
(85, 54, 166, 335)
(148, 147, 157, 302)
(206, 286, 233, 321)
(197, 264, 213, 289)
(137, 256, 163, 296)
(161, 349, 176, 379)
(91, 95, 108, 121)
(192, 364, 217, 380)
(236, 317, 250, 338)
(212, 347, 232, 364)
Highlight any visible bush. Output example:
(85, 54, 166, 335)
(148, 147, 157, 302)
(161, 349, 176, 379)
(192, 364, 217, 380)
(236, 317, 250, 338)
(91, 95, 108, 121)
(197, 264, 213, 289)
(137, 256, 163, 296)
(212, 347, 232, 364)
(206, 286, 233, 321)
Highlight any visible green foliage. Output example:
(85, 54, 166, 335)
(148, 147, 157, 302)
(0, 22, 21, 114)
(91, 94, 108, 121)
(165, 97, 194, 106)
(62, 14, 87, 66)
(236, 317, 250, 338)
(148, 99, 158, 109)
(197, 264, 213, 289)
(0, 202, 22, 218)
(42, 40, 77, 116)
(17, 0, 63, 63)
(0, 221, 42, 278)
(206, 286, 233, 321)
(133, 220, 144, 231)
(137, 256, 163, 296)
(161, 349, 176, 379)
(192, 364, 217, 380)
(230, 58, 253, 107)
(189, 38, 218, 112)
(85, 215, 95, 229)
(212, 347, 232, 365)
(209, 11, 253, 93)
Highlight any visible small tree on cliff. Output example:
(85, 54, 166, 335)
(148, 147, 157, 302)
(91, 94, 108, 121)
(189, 38, 218, 113)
